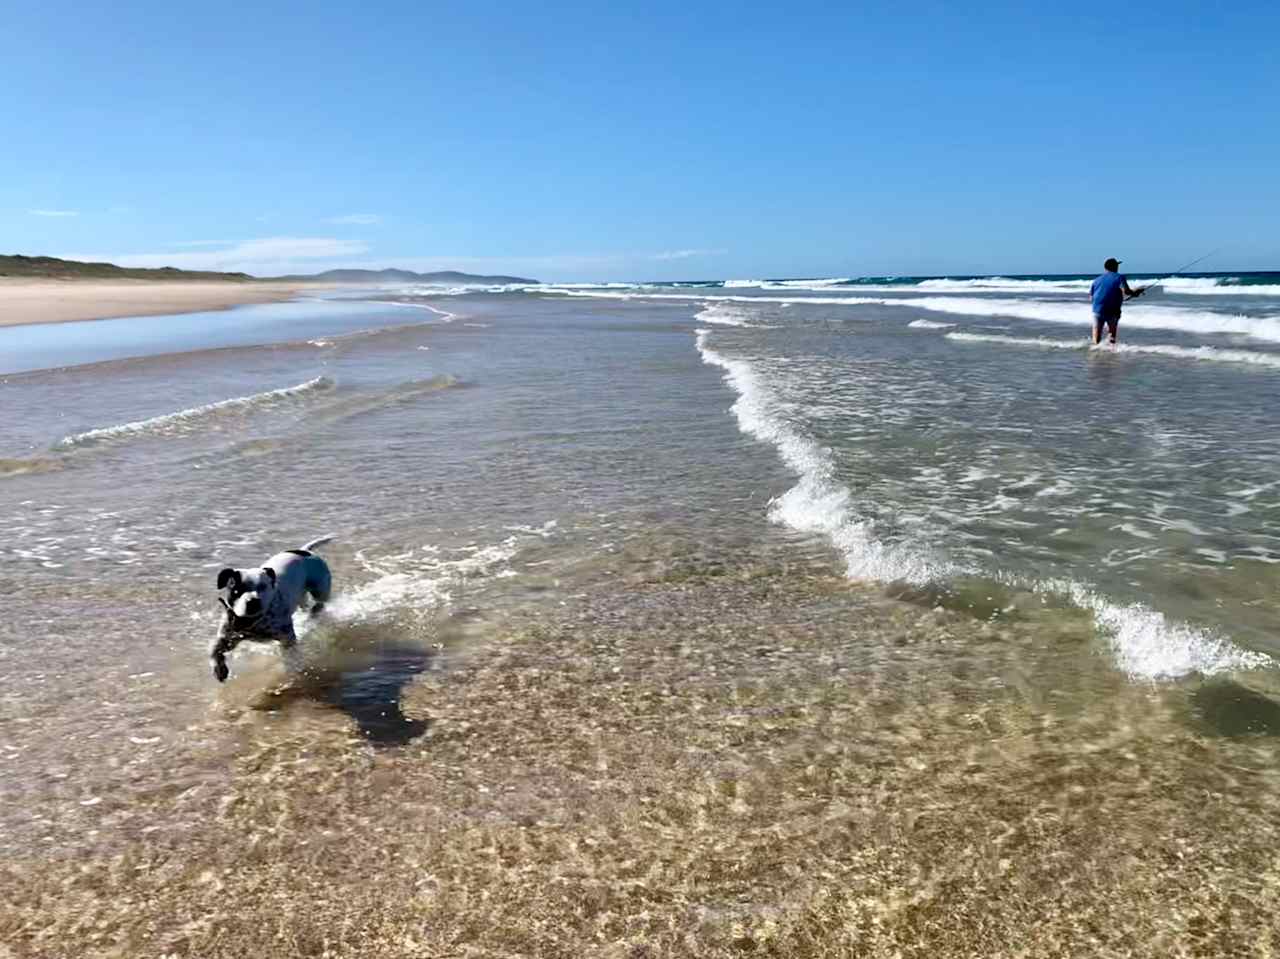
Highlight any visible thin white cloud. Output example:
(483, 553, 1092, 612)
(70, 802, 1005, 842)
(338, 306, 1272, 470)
(29, 209, 79, 217)
(327, 213, 383, 225)
(73, 237, 370, 274)
(651, 248, 727, 261)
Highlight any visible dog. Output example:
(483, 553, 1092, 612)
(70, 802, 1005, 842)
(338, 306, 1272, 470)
(210, 536, 334, 682)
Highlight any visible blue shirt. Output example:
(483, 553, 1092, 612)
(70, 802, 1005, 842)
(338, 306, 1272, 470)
(1091, 271, 1128, 319)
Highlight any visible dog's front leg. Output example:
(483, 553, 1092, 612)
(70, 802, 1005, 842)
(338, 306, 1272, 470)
(278, 625, 298, 650)
(210, 621, 241, 683)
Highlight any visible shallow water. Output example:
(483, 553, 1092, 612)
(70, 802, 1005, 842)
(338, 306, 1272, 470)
(3, 284, 1280, 954)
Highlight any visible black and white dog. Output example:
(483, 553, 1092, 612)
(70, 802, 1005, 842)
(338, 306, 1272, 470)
(211, 536, 334, 682)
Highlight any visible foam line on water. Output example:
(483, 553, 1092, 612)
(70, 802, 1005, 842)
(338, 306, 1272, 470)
(694, 329, 944, 583)
(901, 297, 1280, 341)
(1042, 580, 1274, 680)
(908, 319, 956, 330)
(723, 278, 853, 290)
(386, 302, 459, 321)
(694, 304, 754, 326)
(309, 374, 460, 425)
(300, 524, 557, 636)
(946, 332, 1280, 367)
(1150, 277, 1280, 296)
(918, 276, 1280, 296)
(56, 377, 335, 449)
(543, 287, 1280, 342)
(695, 328, 1272, 681)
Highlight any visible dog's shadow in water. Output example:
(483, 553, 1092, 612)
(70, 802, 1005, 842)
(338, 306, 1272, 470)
(255, 624, 435, 747)
(1190, 680, 1280, 738)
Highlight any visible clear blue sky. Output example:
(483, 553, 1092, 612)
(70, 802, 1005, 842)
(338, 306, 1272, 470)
(3, 1, 1277, 281)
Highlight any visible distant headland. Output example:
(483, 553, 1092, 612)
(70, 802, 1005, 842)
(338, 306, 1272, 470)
(269, 267, 539, 285)
(0, 254, 539, 328)
(0, 254, 538, 286)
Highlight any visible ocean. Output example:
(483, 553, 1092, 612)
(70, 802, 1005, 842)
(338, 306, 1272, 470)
(4, 271, 1280, 955)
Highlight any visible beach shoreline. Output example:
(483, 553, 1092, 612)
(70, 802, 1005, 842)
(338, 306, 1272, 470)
(0, 278, 332, 328)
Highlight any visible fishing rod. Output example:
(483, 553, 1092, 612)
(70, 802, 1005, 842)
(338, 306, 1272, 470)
(1167, 248, 1221, 276)
(1142, 248, 1221, 293)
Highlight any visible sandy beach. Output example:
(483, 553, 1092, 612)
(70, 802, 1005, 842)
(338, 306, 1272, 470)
(0, 278, 322, 327)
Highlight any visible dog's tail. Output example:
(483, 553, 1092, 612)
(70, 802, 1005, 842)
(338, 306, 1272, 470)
(301, 535, 334, 552)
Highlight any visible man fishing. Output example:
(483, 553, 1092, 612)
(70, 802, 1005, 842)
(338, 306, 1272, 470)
(1090, 258, 1145, 345)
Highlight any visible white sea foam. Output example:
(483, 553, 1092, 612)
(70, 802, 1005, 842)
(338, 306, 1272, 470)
(541, 286, 1280, 341)
(946, 332, 1280, 368)
(56, 377, 335, 448)
(298, 527, 551, 640)
(724, 277, 852, 291)
(387, 302, 458, 321)
(907, 319, 956, 330)
(695, 304, 753, 326)
(694, 326, 1272, 681)
(397, 283, 534, 296)
(539, 288, 887, 308)
(892, 296, 1280, 341)
(947, 333, 1090, 350)
(535, 282, 638, 290)
(756, 276, 1280, 297)
(917, 277, 1091, 293)
(1150, 277, 1280, 296)
(1048, 580, 1273, 680)
(694, 329, 944, 583)
(914, 275, 1280, 296)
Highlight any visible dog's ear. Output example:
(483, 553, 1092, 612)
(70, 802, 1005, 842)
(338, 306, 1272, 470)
(217, 568, 239, 590)
(262, 567, 277, 585)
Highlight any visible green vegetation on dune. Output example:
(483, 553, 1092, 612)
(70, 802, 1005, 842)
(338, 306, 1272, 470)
(0, 254, 253, 281)
(0, 255, 539, 285)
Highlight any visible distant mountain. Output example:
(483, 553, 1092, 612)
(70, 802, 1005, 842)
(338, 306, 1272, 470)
(272, 268, 539, 285)
(0, 254, 252, 282)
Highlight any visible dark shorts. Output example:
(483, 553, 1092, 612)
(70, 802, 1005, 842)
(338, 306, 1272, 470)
(1093, 314, 1119, 337)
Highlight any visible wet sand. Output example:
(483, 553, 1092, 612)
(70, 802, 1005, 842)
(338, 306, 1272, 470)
(0, 278, 324, 327)
(4, 556, 1278, 958)
(5, 289, 1280, 957)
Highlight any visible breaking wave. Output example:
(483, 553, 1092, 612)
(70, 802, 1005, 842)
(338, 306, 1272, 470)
(946, 332, 1280, 368)
(310, 374, 460, 424)
(694, 328, 1272, 680)
(694, 304, 753, 327)
(56, 377, 335, 448)
(1049, 580, 1273, 680)
(881, 297, 1280, 342)
(724, 278, 853, 290)
(694, 329, 947, 583)
(908, 319, 957, 330)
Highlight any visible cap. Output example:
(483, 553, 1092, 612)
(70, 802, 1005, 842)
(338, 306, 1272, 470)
(1104, 257, 1121, 270)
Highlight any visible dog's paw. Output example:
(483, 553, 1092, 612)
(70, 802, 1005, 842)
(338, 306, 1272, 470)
(212, 658, 229, 683)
